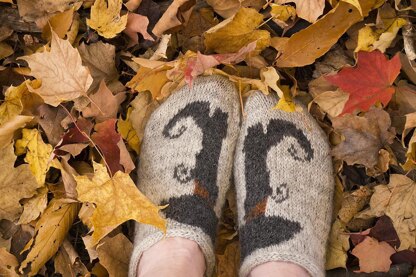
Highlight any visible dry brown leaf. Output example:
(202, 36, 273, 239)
(20, 31, 93, 106)
(78, 41, 124, 93)
(152, 0, 195, 37)
(0, 248, 19, 277)
(0, 143, 40, 221)
(276, 0, 325, 22)
(332, 108, 395, 169)
(352, 236, 396, 273)
(97, 233, 133, 277)
(124, 13, 154, 48)
(19, 199, 80, 276)
(216, 240, 240, 277)
(42, 8, 74, 40)
(86, 0, 128, 39)
(82, 80, 126, 122)
(16, 0, 81, 22)
(204, 8, 270, 54)
(18, 186, 48, 224)
(0, 115, 33, 149)
(274, 0, 381, 67)
(205, 0, 264, 18)
(338, 186, 372, 224)
(54, 239, 89, 277)
(126, 66, 171, 99)
(74, 162, 166, 245)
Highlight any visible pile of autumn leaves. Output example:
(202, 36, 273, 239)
(0, 0, 416, 275)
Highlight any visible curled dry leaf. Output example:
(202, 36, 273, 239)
(19, 199, 80, 276)
(54, 239, 89, 277)
(20, 31, 93, 107)
(124, 13, 154, 48)
(74, 162, 167, 245)
(152, 0, 195, 37)
(86, 0, 128, 39)
(0, 143, 40, 221)
(337, 186, 372, 224)
(352, 236, 396, 273)
(204, 8, 270, 54)
(276, 0, 325, 23)
(332, 108, 395, 169)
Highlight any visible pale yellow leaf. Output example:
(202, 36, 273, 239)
(325, 219, 350, 270)
(20, 31, 93, 106)
(15, 129, 53, 185)
(74, 162, 166, 245)
(312, 89, 349, 117)
(0, 116, 33, 149)
(19, 199, 80, 276)
(86, 0, 128, 39)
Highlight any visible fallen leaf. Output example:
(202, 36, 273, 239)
(325, 219, 350, 270)
(91, 119, 123, 175)
(18, 186, 48, 224)
(205, 0, 263, 18)
(0, 143, 40, 221)
(117, 139, 135, 174)
(276, 0, 325, 22)
(36, 104, 67, 146)
(55, 118, 93, 157)
(342, 0, 363, 15)
(50, 157, 79, 199)
(82, 81, 126, 122)
(152, 0, 195, 37)
(20, 31, 93, 106)
(274, 0, 381, 67)
(0, 42, 13, 59)
(19, 199, 80, 276)
(125, 0, 142, 11)
(118, 108, 141, 154)
(97, 233, 133, 277)
(216, 240, 240, 277)
(78, 41, 123, 93)
(313, 89, 349, 117)
(270, 3, 297, 28)
(0, 248, 18, 277)
(16, 0, 81, 22)
(326, 51, 401, 115)
(352, 236, 396, 273)
(338, 186, 372, 224)
(54, 239, 90, 277)
(42, 8, 74, 40)
(332, 108, 395, 169)
(204, 8, 270, 54)
(86, 0, 128, 39)
(126, 65, 171, 99)
(15, 128, 53, 185)
(0, 116, 33, 149)
(74, 162, 166, 245)
(124, 13, 154, 48)
(369, 216, 400, 248)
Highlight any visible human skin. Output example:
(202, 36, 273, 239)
(137, 237, 311, 277)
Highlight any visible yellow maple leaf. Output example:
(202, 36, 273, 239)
(15, 129, 53, 185)
(20, 199, 80, 276)
(118, 107, 141, 154)
(126, 66, 171, 99)
(204, 7, 270, 54)
(0, 143, 40, 221)
(74, 162, 166, 245)
(20, 31, 93, 107)
(87, 0, 128, 39)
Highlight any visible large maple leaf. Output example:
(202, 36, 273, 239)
(326, 50, 401, 115)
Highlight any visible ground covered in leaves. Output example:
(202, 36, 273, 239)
(0, 0, 415, 276)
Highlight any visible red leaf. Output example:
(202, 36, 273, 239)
(326, 51, 401, 115)
(369, 216, 400, 248)
(54, 118, 93, 157)
(91, 119, 123, 175)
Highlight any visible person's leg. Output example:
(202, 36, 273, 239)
(234, 92, 334, 277)
(128, 75, 240, 277)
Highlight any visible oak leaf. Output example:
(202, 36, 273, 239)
(331, 108, 395, 169)
(326, 51, 401, 115)
(74, 162, 167, 245)
(96, 233, 133, 277)
(82, 81, 126, 123)
(20, 31, 93, 106)
(0, 143, 40, 221)
(204, 8, 270, 54)
(19, 199, 80, 276)
(15, 128, 53, 185)
(86, 0, 128, 39)
(352, 236, 396, 273)
(276, 0, 324, 22)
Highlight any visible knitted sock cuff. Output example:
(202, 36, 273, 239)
(128, 220, 215, 277)
(240, 250, 324, 277)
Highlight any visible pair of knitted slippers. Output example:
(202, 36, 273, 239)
(129, 76, 334, 277)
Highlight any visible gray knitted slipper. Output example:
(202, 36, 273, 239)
(129, 75, 240, 277)
(235, 92, 334, 277)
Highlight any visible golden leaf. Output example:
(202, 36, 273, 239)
(0, 143, 40, 221)
(74, 162, 166, 245)
(15, 128, 53, 185)
(204, 8, 270, 54)
(20, 31, 93, 106)
(126, 66, 171, 99)
(275, 0, 325, 22)
(86, 0, 128, 39)
(341, 0, 363, 15)
(118, 108, 141, 154)
(325, 219, 350, 270)
(0, 248, 19, 277)
(0, 116, 33, 149)
(19, 199, 80, 276)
